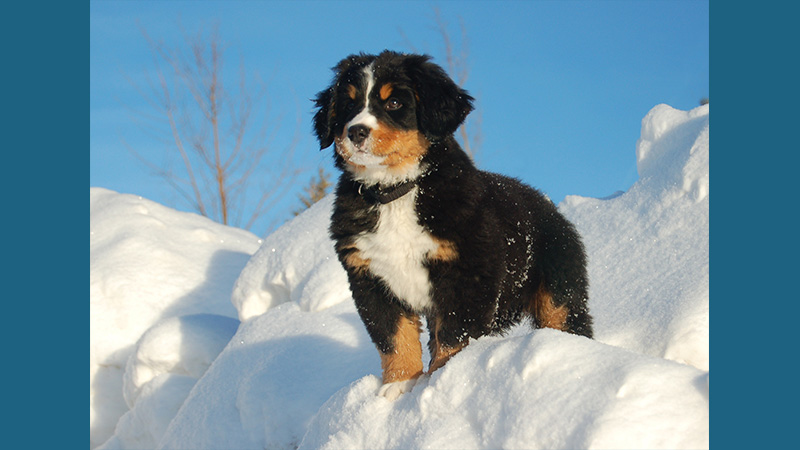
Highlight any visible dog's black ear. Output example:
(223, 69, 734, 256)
(405, 54, 474, 140)
(313, 86, 335, 149)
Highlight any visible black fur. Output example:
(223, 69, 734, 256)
(314, 50, 592, 379)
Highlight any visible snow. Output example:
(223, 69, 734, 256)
(90, 103, 709, 449)
(559, 103, 710, 371)
(89, 190, 263, 448)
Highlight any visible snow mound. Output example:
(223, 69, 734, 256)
(635, 103, 709, 202)
(90, 188, 261, 449)
(101, 314, 240, 450)
(231, 194, 350, 321)
(300, 329, 708, 450)
(156, 301, 375, 450)
(91, 103, 709, 450)
(561, 103, 709, 370)
(123, 314, 240, 409)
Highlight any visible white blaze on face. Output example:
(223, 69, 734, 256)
(346, 66, 379, 130)
(345, 65, 380, 138)
(341, 64, 384, 168)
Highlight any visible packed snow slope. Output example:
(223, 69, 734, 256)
(90, 103, 709, 449)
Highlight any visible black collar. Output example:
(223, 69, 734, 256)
(358, 180, 416, 204)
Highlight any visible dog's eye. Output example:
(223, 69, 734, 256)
(385, 98, 403, 111)
(344, 101, 356, 113)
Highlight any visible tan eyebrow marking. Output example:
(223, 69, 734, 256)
(379, 83, 393, 100)
(347, 84, 357, 100)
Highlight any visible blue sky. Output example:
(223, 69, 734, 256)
(90, 0, 709, 236)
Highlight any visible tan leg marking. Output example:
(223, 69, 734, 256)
(427, 237, 458, 262)
(380, 314, 424, 384)
(343, 251, 371, 274)
(532, 284, 568, 331)
(337, 243, 371, 274)
(429, 342, 466, 373)
(428, 316, 468, 373)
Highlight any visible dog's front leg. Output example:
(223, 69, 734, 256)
(377, 313, 424, 400)
(350, 278, 424, 400)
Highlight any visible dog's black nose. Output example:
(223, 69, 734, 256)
(347, 125, 370, 146)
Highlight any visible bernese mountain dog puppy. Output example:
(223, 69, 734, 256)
(313, 50, 593, 400)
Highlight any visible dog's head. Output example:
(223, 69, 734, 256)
(313, 50, 474, 184)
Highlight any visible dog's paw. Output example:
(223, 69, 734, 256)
(378, 378, 419, 401)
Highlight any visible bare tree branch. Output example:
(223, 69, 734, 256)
(124, 23, 298, 234)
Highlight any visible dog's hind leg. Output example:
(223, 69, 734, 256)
(426, 313, 471, 373)
(531, 209, 594, 338)
(531, 281, 593, 338)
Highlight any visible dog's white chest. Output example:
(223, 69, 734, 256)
(354, 189, 436, 311)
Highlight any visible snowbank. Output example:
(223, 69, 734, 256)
(230, 194, 350, 320)
(560, 103, 709, 370)
(89, 189, 262, 448)
(90, 103, 709, 449)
